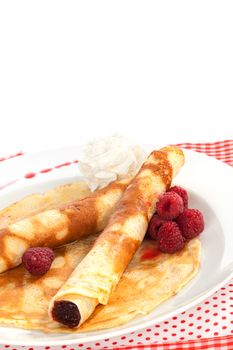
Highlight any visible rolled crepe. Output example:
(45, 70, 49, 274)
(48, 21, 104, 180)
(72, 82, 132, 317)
(49, 146, 185, 328)
(0, 182, 91, 229)
(0, 178, 130, 273)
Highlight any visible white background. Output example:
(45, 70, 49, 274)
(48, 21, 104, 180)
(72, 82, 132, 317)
(0, 1, 232, 154)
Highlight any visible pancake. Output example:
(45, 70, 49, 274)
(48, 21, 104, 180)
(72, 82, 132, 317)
(0, 234, 200, 332)
(0, 179, 201, 332)
(49, 146, 185, 328)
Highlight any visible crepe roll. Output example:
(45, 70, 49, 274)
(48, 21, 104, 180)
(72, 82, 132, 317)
(49, 146, 185, 328)
(0, 182, 91, 229)
(0, 178, 130, 273)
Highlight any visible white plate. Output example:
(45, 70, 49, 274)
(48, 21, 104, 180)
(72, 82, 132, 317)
(0, 145, 232, 347)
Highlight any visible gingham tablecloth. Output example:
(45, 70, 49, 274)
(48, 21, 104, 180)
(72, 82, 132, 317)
(0, 140, 233, 350)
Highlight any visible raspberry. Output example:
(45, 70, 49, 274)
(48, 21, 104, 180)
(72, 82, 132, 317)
(157, 222, 185, 253)
(147, 214, 168, 240)
(176, 208, 204, 239)
(22, 247, 55, 276)
(52, 300, 81, 328)
(168, 186, 188, 208)
(156, 192, 184, 220)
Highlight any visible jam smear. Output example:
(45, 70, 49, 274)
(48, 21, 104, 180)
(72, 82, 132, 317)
(141, 245, 160, 261)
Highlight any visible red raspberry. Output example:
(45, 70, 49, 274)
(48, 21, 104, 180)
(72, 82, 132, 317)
(156, 192, 184, 220)
(22, 247, 55, 276)
(147, 214, 168, 240)
(157, 222, 185, 253)
(176, 208, 204, 239)
(168, 185, 188, 208)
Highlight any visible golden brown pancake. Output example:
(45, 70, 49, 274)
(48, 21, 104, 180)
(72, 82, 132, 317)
(48, 146, 185, 328)
(0, 180, 201, 333)
(0, 235, 200, 332)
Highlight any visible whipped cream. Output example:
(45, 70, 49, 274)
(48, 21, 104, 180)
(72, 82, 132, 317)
(78, 135, 147, 191)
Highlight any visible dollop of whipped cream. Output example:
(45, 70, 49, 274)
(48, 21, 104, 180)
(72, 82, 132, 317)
(79, 135, 147, 191)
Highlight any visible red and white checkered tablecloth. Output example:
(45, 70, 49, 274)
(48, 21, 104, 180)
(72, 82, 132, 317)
(0, 140, 232, 350)
(120, 335, 233, 350)
(175, 140, 233, 166)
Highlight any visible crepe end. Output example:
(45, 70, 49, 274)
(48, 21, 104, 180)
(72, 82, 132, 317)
(50, 294, 98, 328)
(51, 300, 81, 328)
